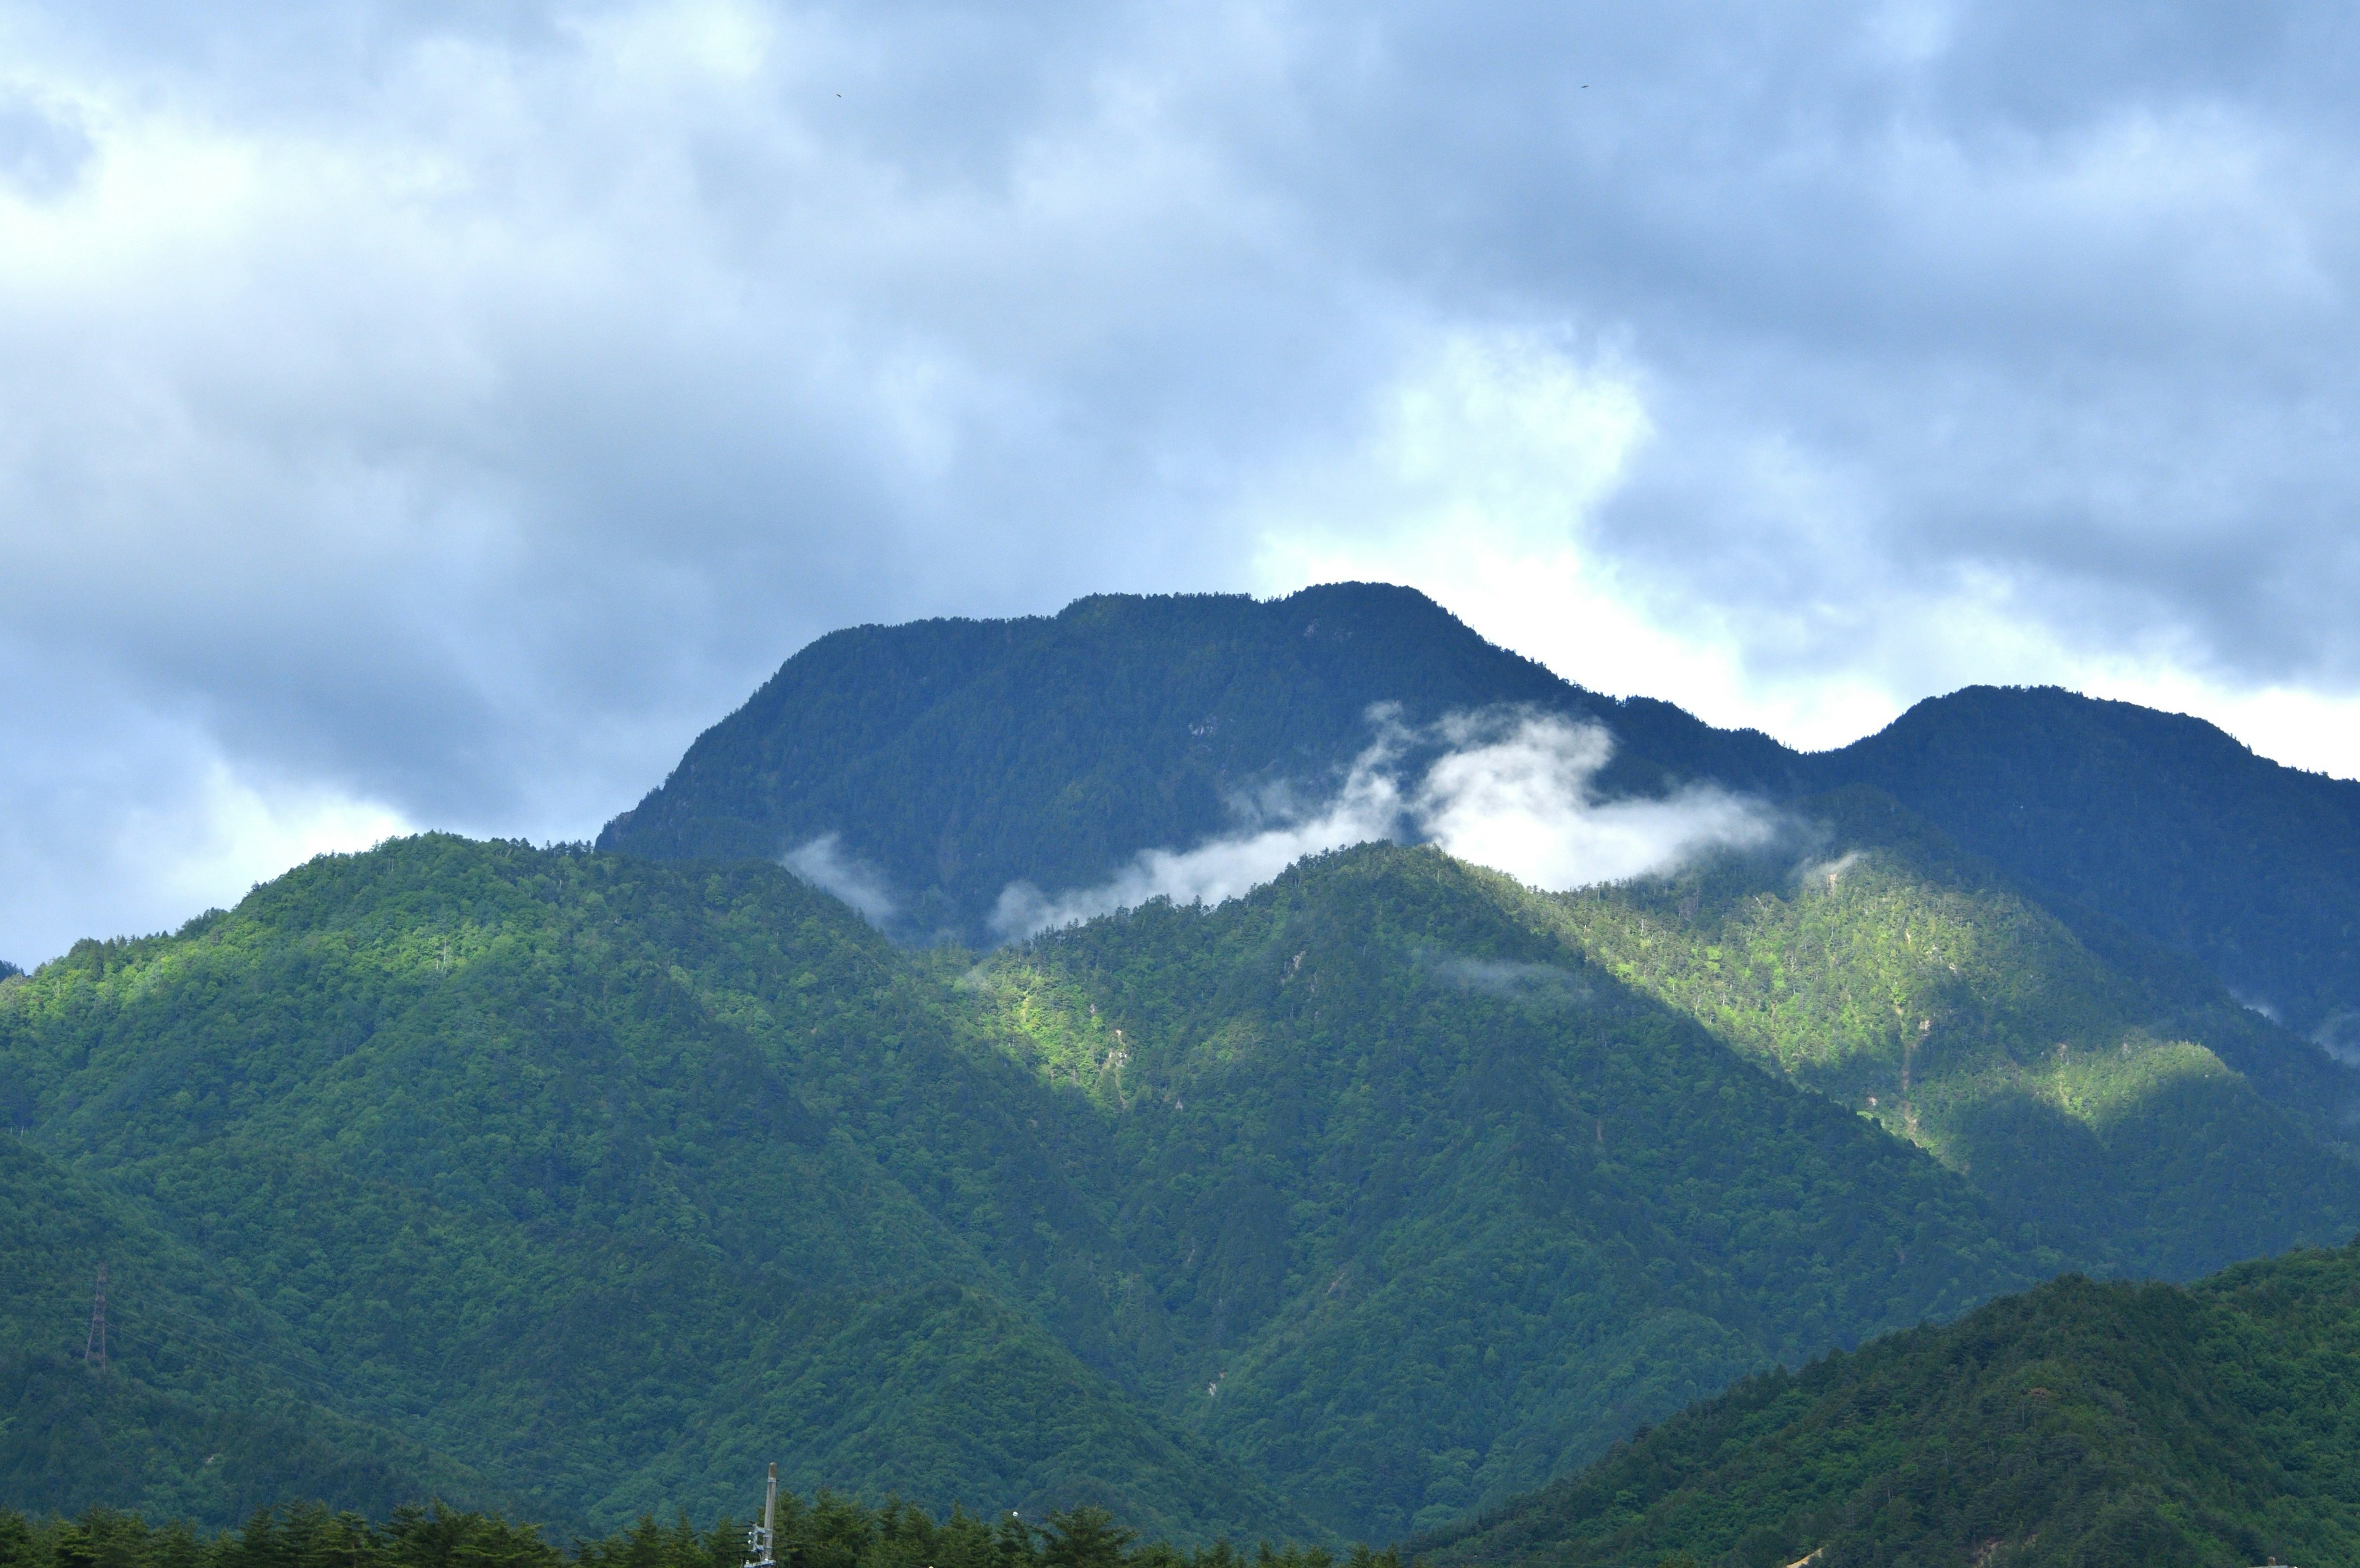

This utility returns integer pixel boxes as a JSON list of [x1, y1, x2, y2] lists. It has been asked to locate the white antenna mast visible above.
[[744, 1464, 778, 1568]]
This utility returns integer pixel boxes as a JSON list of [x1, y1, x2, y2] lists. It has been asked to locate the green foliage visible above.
[[1527, 788, 2360, 1277], [7, 821, 2354, 1547], [1418, 1239, 2360, 1568], [0, 1495, 1383, 1568], [975, 845, 2042, 1539], [1828, 683, 2360, 1038], [0, 838, 1302, 1543]]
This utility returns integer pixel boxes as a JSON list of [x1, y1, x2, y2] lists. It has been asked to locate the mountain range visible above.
[[6, 583, 2358, 1553]]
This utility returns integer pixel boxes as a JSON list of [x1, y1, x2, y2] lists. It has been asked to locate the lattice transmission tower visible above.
[[744, 1464, 777, 1568]]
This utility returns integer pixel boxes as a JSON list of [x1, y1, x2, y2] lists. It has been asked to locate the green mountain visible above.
[[2, 835, 2054, 1542], [0, 1134, 503, 1524], [15, 584, 2360, 1545], [1826, 683, 2360, 1040], [597, 587, 2360, 1043], [594, 585, 1794, 943], [0, 839, 1302, 1542], [1418, 1238, 2360, 1568], [1522, 788, 2360, 1279], [973, 845, 2040, 1538]]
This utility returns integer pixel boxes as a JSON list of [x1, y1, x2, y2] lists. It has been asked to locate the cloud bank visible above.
[[991, 707, 1774, 938]]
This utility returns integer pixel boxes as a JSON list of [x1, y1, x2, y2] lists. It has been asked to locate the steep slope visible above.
[[596, 585, 1794, 940], [975, 845, 2041, 1539], [1527, 789, 2360, 1278], [599, 589, 2360, 1053], [0, 1135, 504, 1526], [0, 839, 1305, 1543], [1418, 1240, 2360, 1568], [1812, 684, 2360, 1040]]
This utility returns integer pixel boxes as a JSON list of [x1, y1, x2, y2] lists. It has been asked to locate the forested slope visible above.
[[1527, 789, 2360, 1278], [0, 840, 1304, 1542], [596, 584, 1794, 941], [1418, 1240, 2360, 1568], [978, 845, 2042, 1536], [598, 587, 2360, 1049], [0, 1136, 501, 1523], [1, 836, 2050, 1543], [1811, 683, 2360, 1038]]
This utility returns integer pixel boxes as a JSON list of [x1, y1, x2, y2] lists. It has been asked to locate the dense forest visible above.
[[602, 585, 2360, 1037], [0, 1495, 1383, 1568], [11, 584, 2360, 1551], [1418, 1239, 2360, 1567]]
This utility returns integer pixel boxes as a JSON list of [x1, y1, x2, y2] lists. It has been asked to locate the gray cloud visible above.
[[6, 0, 2360, 962]]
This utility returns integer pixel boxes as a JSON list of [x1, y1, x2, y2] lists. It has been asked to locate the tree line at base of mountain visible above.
[[0, 1496, 1398, 1568]]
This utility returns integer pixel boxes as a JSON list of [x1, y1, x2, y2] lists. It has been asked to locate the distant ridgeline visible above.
[[6, 582, 2360, 1547], [600, 584, 2360, 1043]]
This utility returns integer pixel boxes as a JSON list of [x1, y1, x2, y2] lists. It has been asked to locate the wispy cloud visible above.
[[783, 833, 899, 927], [992, 705, 1774, 938]]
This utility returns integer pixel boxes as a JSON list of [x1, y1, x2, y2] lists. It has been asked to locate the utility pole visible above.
[[83, 1264, 107, 1372], [744, 1464, 777, 1568]]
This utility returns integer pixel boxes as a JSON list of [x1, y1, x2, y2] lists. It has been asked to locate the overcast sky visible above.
[[6, 0, 2359, 965]]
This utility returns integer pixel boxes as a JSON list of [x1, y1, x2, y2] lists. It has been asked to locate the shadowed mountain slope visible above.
[[1812, 683, 2360, 1040], [596, 585, 1795, 941], [598, 587, 2360, 1049], [0, 1134, 506, 1524], [1417, 1239, 2360, 1568]]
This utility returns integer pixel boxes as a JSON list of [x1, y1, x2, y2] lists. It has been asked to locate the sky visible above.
[[5, 0, 2360, 965]]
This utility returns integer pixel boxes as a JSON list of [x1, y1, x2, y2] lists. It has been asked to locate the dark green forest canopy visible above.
[[594, 584, 1794, 942], [0, 1495, 1379, 1568], [597, 586, 2360, 1038], [1416, 1238, 2360, 1568], [0, 838, 1305, 1543], [0, 835, 2040, 1543], [1519, 788, 2360, 1279], [7, 825, 2356, 1548]]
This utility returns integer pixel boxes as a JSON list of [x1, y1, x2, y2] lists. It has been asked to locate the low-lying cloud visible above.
[[783, 833, 900, 927], [991, 705, 1775, 939]]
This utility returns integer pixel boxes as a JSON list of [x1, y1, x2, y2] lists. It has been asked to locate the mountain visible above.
[[0, 839, 1304, 1541], [0, 1134, 503, 1524], [1417, 1237, 2360, 1568], [6, 835, 2058, 1542], [1820, 683, 2360, 1040], [592, 585, 2360, 1264], [1523, 787, 2360, 1277], [15, 583, 2360, 1543], [594, 585, 1795, 943], [597, 587, 2360, 1049], [973, 844, 2040, 1537]]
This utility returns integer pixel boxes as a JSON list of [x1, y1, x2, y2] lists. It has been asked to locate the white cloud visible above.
[[782, 833, 899, 926], [992, 707, 1774, 938]]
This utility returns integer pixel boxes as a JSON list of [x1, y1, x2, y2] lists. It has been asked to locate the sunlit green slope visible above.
[[1420, 1239, 2360, 1568], [977, 845, 2041, 1539], [0, 839, 1305, 1542], [1525, 790, 2360, 1279]]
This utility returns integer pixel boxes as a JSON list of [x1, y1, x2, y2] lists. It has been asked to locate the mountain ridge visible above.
[[597, 586, 2360, 1046]]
